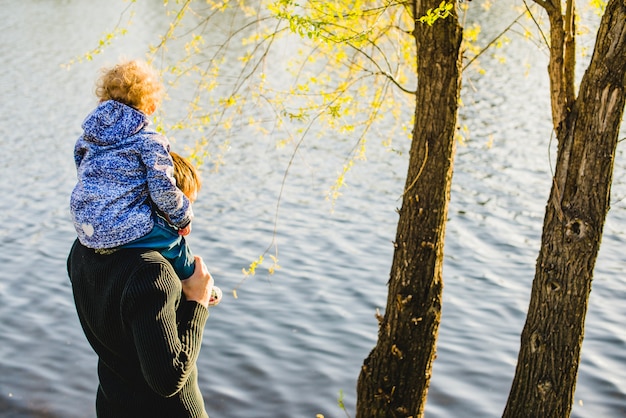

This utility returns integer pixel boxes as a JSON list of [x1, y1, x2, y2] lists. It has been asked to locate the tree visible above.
[[503, 0, 626, 416], [355, 0, 463, 416]]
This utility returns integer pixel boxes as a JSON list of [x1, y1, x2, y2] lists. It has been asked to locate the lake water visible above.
[[0, 1, 624, 417]]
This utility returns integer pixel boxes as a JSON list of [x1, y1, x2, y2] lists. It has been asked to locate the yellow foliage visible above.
[[63, 8, 134, 68], [419, 1, 454, 26], [243, 255, 264, 276], [111, 0, 497, 280], [590, 0, 607, 13], [206, 1, 229, 12], [239, 51, 253, 63], [268, 255, 281, 275]]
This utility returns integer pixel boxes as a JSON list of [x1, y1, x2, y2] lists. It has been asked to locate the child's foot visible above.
[[209, 286, 222, 306]]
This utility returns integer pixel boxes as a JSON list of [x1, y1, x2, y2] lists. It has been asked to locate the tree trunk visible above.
[[355, 1, 463, 416], [503, 0, 626, 416]]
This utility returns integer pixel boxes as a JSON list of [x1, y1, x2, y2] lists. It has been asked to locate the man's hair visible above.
[[171, 152, 201, 200], [95, 60, 164, 114]]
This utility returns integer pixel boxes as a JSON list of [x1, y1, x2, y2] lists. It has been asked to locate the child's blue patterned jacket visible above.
[[70, 100, 192, 249]]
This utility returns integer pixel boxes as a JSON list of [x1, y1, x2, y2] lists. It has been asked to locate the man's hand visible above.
[[181, 256, 213, 308]]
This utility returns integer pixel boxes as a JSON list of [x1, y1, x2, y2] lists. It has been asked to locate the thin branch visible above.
[[153, 0, 193, 51], [524, 0, 550, 48], [463, 8, 528, 71]]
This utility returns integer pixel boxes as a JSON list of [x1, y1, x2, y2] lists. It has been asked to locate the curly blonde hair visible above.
[[95, 60, 164, 114]]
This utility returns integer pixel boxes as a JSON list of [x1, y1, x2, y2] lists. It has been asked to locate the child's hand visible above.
[[178, 224, 191, 236]]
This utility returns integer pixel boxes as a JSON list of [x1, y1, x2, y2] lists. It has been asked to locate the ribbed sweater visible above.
[[67, 240, 209, 417]]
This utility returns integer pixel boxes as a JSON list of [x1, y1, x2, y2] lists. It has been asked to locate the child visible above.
[[70, 59, 220, 304]]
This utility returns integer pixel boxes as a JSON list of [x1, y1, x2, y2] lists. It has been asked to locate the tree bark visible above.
[[356, 1, 463, 416], [503, 0, 626, 416]]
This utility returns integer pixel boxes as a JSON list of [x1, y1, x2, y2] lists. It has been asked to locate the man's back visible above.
[[67, 240, 209, 418]]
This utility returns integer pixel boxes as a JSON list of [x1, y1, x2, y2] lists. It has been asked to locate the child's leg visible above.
[[161, 237, 195, 280], [121, 215, 195, 280]]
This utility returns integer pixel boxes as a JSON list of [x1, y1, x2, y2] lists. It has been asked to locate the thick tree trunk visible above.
[[503, 1, 626, 416], [355, 1, 462, 417]]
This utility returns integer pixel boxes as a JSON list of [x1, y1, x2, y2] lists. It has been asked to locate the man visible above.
[[68, 240, 218, 417]]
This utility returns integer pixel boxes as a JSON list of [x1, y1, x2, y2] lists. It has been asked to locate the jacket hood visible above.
[[81, 100, 149, 146]]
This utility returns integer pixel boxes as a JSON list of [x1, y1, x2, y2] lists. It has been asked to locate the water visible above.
[[0, 1, 624, 417]]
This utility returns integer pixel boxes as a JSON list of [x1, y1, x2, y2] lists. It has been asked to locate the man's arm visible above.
[[123, 259, 209, 397]]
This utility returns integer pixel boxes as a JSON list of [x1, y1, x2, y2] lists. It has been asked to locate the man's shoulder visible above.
[[70, 240, 173, 276]]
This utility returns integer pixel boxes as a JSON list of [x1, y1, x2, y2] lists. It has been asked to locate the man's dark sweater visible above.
[[67, 240, 209, 417]]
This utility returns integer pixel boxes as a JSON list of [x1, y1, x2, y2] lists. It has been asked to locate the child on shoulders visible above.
[[70, 59, 220, 305]]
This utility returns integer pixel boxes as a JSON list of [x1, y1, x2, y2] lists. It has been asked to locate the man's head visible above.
[[171, 152, 202, 203]]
